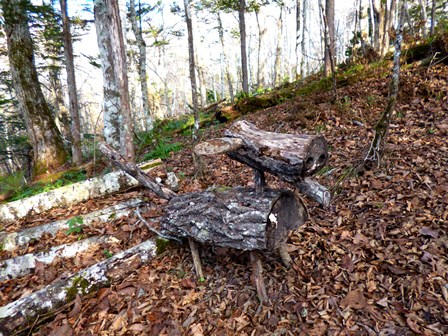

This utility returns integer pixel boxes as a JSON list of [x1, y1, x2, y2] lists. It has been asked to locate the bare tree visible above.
[[239, 0, 249, 93], [129, 0, 152, 131], [300, 0, 308, 78], [2, 0, 68, 175], [94, 0, 135, 162], [364, 3, 405, 168], [183, 0, 203, 176], [60, 0, 83, 166], [430, 0, 436, 35], [323, 0, 335, 77]]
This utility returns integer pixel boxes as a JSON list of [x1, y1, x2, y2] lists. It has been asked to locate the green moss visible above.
[[65, 276, 91, 302], [155, 237, 171, 255]]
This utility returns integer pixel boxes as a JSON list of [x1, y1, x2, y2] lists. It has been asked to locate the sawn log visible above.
[[160, 187, 308, 251]]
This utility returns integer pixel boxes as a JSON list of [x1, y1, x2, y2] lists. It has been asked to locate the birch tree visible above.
[[1, 0, 68, 175], [94, 0, 135, 162]]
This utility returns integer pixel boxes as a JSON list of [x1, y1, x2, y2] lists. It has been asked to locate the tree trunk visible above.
[[183, 0, 203, 177], [2, 0, 68, 175], [239, 0, 249, 93], [324, 0, 335, 77], [273, 4, 284, 86], [295, 0, 301, 78], [161, 188, 308, 251], [372, 0, 385, 56], [430, 0, 436, 35], [60, 0, 83, 166], [300, 0, 308, 78], [217, 12, 234, 102], [94, 0, 135, 162], [418, 0, 427, 38], [364, 3, 404, 167], [129, 0, 152, 130]]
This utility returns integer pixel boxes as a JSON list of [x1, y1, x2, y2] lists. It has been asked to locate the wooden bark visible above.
[[296, 177, 331, 207], [98, 142, 176, 200], [161, 187, 307, 251], [224, 121, 328, 180], [0, 240, 157, 335], [60, 0, 83, 166], [2, 0, 68, 175]]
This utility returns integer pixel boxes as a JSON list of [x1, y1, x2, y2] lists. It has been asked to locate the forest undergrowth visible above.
[[1, 59, 447, 335]]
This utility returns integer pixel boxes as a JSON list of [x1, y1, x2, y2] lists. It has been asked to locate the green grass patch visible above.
[[142, 140, 183, 161], [1, 169, 87, 202]]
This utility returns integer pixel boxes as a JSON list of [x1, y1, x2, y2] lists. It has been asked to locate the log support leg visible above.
[[250, 251, 268, 304], [278, 241, 292, 269], [253, 169, 266, 193], [188, 238, 204, 280]]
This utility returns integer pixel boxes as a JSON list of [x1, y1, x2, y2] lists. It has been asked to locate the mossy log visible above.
[[160, 187, 308, 251], [0, 240, 157, 336]]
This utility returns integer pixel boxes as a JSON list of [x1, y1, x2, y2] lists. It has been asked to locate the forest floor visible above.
[[1, 61, 448, 335]]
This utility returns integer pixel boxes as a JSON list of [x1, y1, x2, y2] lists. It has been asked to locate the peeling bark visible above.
[[0, 240, 157, 335], [0, 236, 116, 281], [0, 159, 160, 222], [0, 199, 144, 251]]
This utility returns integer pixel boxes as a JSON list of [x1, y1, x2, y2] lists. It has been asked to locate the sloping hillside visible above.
[[1, 57, 447, 335]]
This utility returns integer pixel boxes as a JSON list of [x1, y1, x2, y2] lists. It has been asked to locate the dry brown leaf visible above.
[[340, 290, 368, 310]]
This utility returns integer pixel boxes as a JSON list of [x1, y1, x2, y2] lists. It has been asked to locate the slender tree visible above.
[[323, 0, 335, 77], [1, 0, 68, 175], [129, 0, 152, 130], [430, 0, 436, 35], [94, 0, 135, 162], [60, 0, 83, 166], [239, 0, 249, 93], [183, 0, 204, 176], [364, 3, 405, 167], [273, 1, 284, 86], [300, 0, 308, 78]]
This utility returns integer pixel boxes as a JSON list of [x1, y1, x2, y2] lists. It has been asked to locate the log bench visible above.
[[99, 121, 330, 303]]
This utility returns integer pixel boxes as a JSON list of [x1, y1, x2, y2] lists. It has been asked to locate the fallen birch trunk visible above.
[[0, 236, 118, 282], [0, 239, 157, 335], [0, 199, 144, 251], [0, 160, 161, 223], [296, 178, 331, 208]]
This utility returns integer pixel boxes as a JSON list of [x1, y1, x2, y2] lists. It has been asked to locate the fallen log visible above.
[[160, 187, 308, 251], [0, 199, 144, 252], [225, 121, 328, 179], [195, 120, 328, 181], [98, 142, 176, 200], [0, 239, 157, 335]]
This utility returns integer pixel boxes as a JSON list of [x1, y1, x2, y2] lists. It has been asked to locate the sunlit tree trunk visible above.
[[217, 12, 234, 102], [273, 3, 284, 86], [295, 0, 301, 78], [183, 0, 203, 177], [129, 0, 152, 131], [300, 0, 308, 78], [323, 0, 335, 77], [60, 0, 83, 166], [430, 0, 436, 35], [239, 0, 249, 93], [2, 0, 68, 175], [94, 0, 135, 162], [418, 0, 427, 37]]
